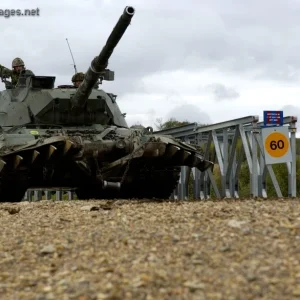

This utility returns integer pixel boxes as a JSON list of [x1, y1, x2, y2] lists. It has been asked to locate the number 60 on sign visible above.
[[261, 126, 292, 165]]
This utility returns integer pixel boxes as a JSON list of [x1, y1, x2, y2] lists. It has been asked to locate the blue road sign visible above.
[[263, 110, 283, 127]]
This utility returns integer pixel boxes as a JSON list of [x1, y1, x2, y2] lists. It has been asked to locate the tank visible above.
[[0, 6, 213, 202]]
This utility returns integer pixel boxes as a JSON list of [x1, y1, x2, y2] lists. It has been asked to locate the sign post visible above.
[[263, 110, 283, 127], [261, 110, 292, 164], [261, 126, 292, 165]]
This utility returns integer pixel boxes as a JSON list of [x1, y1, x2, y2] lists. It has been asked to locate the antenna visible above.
[[66, 38, 77, 74]]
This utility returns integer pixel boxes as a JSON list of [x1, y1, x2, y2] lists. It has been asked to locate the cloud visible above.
[[205, 83, 240, 101], [282, 105, 300, 117], [125, 108, 157, 128], [2, 0, 300, 86], [0, 0, 300, 129], [281, 105, 300, 132], [166, 104, 212, 125]]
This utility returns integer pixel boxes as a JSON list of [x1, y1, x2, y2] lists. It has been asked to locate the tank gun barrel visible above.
[[71, 6, 135, 108]]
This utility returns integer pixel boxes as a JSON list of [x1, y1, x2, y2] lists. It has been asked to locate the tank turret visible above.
[[71, 6, 135, 109]]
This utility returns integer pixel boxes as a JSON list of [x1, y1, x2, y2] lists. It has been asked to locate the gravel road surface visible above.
[[0, 199, 300, 300]]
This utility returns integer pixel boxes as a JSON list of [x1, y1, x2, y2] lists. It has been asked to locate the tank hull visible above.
[[0, 126, 212, 201]]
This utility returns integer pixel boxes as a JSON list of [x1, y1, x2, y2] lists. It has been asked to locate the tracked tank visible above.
[[0, 6, 213, 202]]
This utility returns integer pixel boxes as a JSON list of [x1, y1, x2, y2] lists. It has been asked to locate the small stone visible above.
[[40, 245, 55, 255], [80, 205, 100, 211], [220, 244, 231, 252], [97, 293, 109, 299], [246, 274, 257, 282], [58, 279, 69, 286], [192, 233, 202, 240], [192, 259, 203, 265], [7, 207, 20, 214], [36, 296, 47, 300], [46, 294, 55, 300], [43, 286, 52, 292], [241, 227, 251, 235], [228, 219, 247, 229], [99, 204, 113, 210], [293, 287, 300, 296], [183, 281, 205, 291]]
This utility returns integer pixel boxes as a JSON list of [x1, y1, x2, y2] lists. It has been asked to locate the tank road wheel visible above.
[[0, 169, 29, 202], [120, 165, 181, 199], [75, 165, 181, 200], [75, 186, 99, 200]]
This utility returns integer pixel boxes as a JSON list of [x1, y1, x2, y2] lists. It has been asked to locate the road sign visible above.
[[263, 110, 283, 126], [261, 126, 292, 164]]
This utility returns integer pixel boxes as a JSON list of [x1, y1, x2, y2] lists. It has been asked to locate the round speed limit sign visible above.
[[264, 131, 289, 158]]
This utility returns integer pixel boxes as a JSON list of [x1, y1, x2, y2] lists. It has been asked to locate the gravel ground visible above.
[[1, 199, 300, 300]]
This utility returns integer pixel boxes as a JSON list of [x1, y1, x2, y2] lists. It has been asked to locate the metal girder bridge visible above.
[[155, 115, 298, 200]]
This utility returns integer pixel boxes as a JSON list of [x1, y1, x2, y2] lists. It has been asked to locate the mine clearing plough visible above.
[[0, 134, 211, 202]]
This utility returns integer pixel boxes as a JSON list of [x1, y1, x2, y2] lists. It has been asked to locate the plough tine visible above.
[[47, 145, 57, 159], [64, 140, 74, 154], [32, 150, 40, 163], [14, 155, 23, 169]]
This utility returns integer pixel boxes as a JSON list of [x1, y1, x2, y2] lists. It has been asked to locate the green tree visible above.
[[155, 117, 191, 131]]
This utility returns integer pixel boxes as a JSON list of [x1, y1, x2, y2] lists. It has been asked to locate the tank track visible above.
[[75, 162, 181, 200], [0, 136, 211, 202], [0, 139, 78, 202], [121, 162, 181, 199], [73, 140, 207, 200]]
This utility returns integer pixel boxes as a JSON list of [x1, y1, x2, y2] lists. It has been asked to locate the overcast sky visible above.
[[1, 0, 300, 130]]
